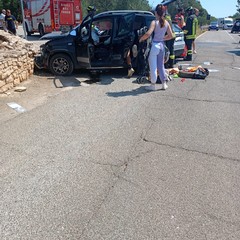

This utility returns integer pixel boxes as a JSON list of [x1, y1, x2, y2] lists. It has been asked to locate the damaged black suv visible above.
[[35, 10, 155, 76]]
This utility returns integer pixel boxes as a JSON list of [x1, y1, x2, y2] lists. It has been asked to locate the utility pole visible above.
[[19, 0, 27, 39]]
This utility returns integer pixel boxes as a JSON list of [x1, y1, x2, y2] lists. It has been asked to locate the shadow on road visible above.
[[227, 50, 240, 56], [52, 76, 81, 88], [106, 86, 154, 98], [33, 68, 120, 88]]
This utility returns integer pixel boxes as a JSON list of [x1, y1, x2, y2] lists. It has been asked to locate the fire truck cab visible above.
[[23, 0, 82, 36]]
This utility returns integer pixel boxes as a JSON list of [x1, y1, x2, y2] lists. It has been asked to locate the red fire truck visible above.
[[23, 0, 83, 36]]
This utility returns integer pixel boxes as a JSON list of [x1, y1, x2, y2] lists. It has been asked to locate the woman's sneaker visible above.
[[162, 82, 168, 90], [127, 68, 135, 78]]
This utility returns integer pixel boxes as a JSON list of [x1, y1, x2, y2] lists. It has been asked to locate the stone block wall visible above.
[[0, 30, 39, 93]]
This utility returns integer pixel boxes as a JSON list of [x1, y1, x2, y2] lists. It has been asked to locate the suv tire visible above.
[[49, 54, 74, 76]]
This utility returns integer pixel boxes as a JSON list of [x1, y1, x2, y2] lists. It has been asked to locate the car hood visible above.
[[40, 32, 69, 40]]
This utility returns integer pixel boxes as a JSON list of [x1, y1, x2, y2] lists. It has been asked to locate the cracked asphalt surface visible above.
[[0, 30, 240, 239]]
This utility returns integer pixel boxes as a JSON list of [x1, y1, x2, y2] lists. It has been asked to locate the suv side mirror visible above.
[[70, 29, 77, 36]]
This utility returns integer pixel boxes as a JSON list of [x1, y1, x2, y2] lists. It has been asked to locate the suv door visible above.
[[76, 13, 135, 69], [76, 16, 92, 68], [88, 17, 113, 68], [110, 13, 135, 67]]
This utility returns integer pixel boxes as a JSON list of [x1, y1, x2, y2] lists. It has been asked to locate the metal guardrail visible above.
[[200, 25, 209, 30]]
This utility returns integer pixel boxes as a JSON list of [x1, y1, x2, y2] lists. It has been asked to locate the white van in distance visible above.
[[217, 17, 233, 30]]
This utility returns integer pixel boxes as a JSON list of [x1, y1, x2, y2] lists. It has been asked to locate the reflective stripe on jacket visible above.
[[184, 14, 198, 39]]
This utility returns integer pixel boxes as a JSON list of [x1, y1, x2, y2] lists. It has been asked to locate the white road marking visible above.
[[225, 30, 239, 43], [196, 30, 208, 39], [7, 102, 27, 113], [233, 67, 240, 70]]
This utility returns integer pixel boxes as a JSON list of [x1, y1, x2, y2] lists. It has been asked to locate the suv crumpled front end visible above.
[[35, 44, 49, 69], [34, 33, 77, 75]]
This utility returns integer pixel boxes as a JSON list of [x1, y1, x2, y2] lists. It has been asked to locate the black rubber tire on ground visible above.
[[136, 76, 147, 84], [38, 23, 45, 37], [49, 54, 74, 76]]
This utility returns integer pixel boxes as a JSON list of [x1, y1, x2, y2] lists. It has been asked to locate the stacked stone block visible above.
[[0, 30, 39, 93]]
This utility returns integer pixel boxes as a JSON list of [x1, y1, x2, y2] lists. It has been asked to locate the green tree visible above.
[[237, 0, 240, 13], [167, 0, 209, 26], [1, 0, 219, 27], [0, 0, 21, 21], [82, 0, 150, 16]]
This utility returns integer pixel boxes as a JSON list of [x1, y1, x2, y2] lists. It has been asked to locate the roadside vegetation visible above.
[[81, 0, 240, 26], [0, 0, 240, 30]]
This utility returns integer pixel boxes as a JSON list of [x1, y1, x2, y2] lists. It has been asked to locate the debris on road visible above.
[[7, 102, 27, 113], [14, 86, 27, 92]]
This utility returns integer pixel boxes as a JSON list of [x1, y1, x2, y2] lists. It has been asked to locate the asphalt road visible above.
[[0, 29, 240, 239]]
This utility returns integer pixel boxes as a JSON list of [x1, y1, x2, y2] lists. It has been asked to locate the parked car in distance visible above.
[[231, 19, 240, 33], [217, 17, 233, 30], [208, 22, 219, 31], [35, 10, 185, 76]]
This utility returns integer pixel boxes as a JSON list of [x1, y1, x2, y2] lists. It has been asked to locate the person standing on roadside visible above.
[[87, 5, 96, 17], [175, 8, 185, 29], [5, 9, 18, 35], [165, 11, 176, 69], [0, 9, 6, 30], [192, 8, 199, 54], [139, 4, 173, 91], [126, 21, 143, 78], [182, 7, 198, 61]]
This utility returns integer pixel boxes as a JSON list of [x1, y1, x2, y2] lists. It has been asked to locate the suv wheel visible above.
[[49, 54, 74, 76]]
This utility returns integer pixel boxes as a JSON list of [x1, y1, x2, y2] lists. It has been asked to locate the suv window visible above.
[[134, 16, 145, 30], [117, 14, 134, 36], [91, 18, 113, 45], [146, 18, 154, 28]]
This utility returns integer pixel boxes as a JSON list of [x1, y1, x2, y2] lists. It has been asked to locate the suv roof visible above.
[[95, 10, 154, 18]]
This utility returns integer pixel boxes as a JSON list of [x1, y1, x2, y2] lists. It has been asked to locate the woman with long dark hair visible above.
[[139, 4, 173, 91]]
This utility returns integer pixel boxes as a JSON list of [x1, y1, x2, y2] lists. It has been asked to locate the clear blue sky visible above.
[[148, 0, 237, 18]]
